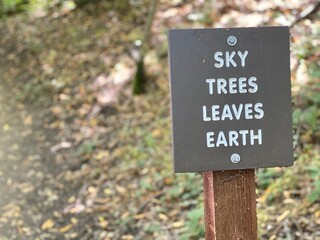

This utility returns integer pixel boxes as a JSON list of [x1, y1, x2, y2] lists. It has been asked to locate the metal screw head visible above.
[[230, 153, 241, 163], [227, 36, 237, 46]]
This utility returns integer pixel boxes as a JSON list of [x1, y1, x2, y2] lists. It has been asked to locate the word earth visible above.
[[206, 129, 262, 147]]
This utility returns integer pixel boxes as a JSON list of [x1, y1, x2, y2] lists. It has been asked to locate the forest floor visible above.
[[0, 0, 319, 239]]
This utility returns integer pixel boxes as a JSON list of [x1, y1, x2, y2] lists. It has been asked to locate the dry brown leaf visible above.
[[23, 115, 33, 126]]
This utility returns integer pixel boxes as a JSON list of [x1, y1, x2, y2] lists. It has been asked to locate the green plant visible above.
[[1, 0, 28, 16], [303, 105, 318, 131], [78, 139, 96, 155], [308, 180, 320, 203], [257, 168, 282, 190], [180, 208, 205, 240], [306, 164, 320, 203]]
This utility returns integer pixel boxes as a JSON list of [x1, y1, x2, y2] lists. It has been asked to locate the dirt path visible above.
[[0, 77, 76, 239], [0, 8, 139, 238], [0, 10, 126, 238]]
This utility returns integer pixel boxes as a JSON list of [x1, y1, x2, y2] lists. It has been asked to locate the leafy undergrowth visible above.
[[0, 0, 319, 239]]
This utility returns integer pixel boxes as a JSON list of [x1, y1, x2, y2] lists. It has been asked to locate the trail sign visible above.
[[168, 26, 293, 173]]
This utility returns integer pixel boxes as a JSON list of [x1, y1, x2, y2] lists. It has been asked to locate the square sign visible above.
[[168, 26, 293, 173]]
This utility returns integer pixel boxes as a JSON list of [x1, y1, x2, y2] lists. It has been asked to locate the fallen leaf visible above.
[[41, 219, 55, 230], [23, 115, 33, 125], [277, 210, 290, 222], [98, 216, 108, 228], [59, 224, 73, 233], [115, 185, 126, 194], [172, 221, 184, 228], [121, 235, 134, 240], [3, 124, 10, 131]]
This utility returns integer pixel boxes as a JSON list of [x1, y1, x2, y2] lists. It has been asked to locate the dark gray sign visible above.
[[168, 26, 293, 173]]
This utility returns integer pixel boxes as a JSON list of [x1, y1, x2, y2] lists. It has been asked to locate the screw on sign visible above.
[[230, 153, 240, 163], [168, 27, 293, 239], [227, 35, 237, 46]]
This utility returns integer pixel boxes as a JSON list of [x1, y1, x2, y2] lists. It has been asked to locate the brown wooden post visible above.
[[203, 169, 257, 240]]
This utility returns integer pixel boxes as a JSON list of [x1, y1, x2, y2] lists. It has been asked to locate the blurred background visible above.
[[0, 0, 319, 239]]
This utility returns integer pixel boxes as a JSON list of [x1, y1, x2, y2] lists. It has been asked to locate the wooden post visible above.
[[203, 170, 257, 240]]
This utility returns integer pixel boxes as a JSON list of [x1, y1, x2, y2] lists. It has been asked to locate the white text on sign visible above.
[[203, 50, 264, 148]]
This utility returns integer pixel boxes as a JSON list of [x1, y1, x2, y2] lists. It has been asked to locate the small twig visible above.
[[272, 222, 283, 237], [290, 217, 304, 240], [283, 219, 294, 240], [291, 2, 320, 27], [136, 191, 164, 214], [141, 0, 158, 57], [116, 191, 164, 239]]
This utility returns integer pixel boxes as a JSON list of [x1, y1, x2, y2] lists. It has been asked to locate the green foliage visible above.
[[292, 66, 320, 142], [165, 173, 202, 201], [0, 0, 4, 16], [292, 26, 319, 61], [180, 173, 202, 200], [133, 58, 146, 95], [78, 139, 96, 155], [180, 208, 205, 240], [21, 79, 55, 105], [293, 92, 320, 147], [257, 149, 320, 207], [308, 181, 320, 203], [112, 0, 130, 12], [0, 0, 90, 18], [73, 0, 95, 7], [144, 223, 161, 234], [306, 163, 320, 203], [1, 0, 28, 17], [292, 108, 302, 127], [308, 62, 320, 80], [257, 168, 282, 190], [303, 105, 318, 131]]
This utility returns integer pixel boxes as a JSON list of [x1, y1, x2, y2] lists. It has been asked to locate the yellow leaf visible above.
[[172, 221, 184, 228], [315, 210, 320, 218], [3, 124, 10, 131], [121, 235, 134, 240], [88, 186, 97, 193], [59, 224, 73, 233], [90, 118, 97, 126], [23, 115, 33, 126], [134, 213, 145, 220], [95, 151, 110, 160], [68, 196, 76, 203], [151, 129, 163, 138], [71, 217, 78, 224], [41, 219, 55, 230], [277, 210, 290, 222], [158, 213, 168, 221], [104, 188, 113, 195], [115, 185, 126, 194], [98, 216, 108, 228]]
